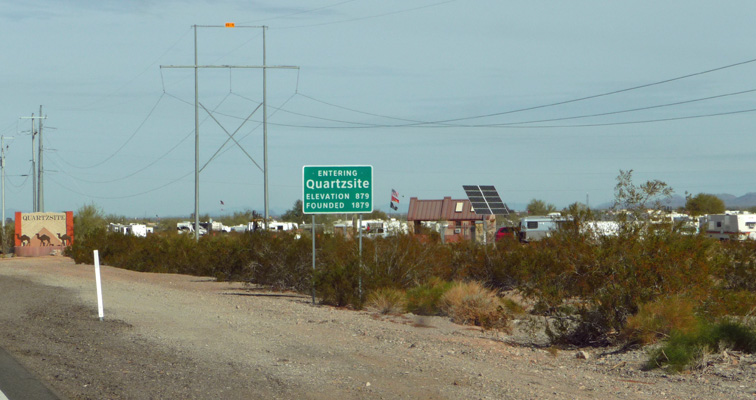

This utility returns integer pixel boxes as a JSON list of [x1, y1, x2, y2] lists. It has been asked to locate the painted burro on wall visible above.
[[14, 212, 74, 257]]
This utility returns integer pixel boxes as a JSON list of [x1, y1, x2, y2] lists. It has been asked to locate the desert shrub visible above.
[[314, 261, 361, 308], [439, 281, 511, 331], [67, 210, 756, 348], [73, 203, 107, 242], [1, 223, 14, 254], [501, 297, 526, 315], [311, 233, 362, 307], [645, 321, 756, 372], [405, 278, 453, 315], [718, 240, 756, 291], [246, 231, 312, 291], [363, 235, 451, 289], [623, 295, 700, 345], [365, 287, 406, 314], [508, 218, 721, 346]]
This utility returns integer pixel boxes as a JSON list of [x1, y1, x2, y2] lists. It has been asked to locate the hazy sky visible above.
[[3, 0, 756, 218]]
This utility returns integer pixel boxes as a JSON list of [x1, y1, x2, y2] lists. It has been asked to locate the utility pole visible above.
[[19, 113, 44, 212], [31, 114, 36, 212], [37, 105, 45, 212], [161, 24, 298, 241], [1, 136, 14, 229], [262, 26, 269, 231]]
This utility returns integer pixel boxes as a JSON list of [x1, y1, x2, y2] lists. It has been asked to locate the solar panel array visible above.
[[462, 185, 511, 215]]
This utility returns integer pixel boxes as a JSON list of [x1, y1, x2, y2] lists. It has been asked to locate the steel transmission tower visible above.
[[162, 24, 299, 241]]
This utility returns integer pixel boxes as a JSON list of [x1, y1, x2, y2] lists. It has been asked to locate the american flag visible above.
[[391, 189, 399, 204]]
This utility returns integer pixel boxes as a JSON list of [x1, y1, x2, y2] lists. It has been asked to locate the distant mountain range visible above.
[[598, 193, 756, 210], [712, 193, 756, 208]]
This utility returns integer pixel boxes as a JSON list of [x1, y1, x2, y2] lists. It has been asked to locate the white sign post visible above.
[[93, 250, 104, 321]]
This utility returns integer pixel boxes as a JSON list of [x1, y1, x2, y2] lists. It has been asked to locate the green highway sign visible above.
[[302, 165, 373, 214]]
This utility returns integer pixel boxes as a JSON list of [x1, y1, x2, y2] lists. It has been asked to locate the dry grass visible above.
[[623, 295, 700, 345], [439, 281, 511, 332], [365, 287, 406, 315]]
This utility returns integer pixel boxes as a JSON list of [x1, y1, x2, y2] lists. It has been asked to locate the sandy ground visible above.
[[0, 256, 755, 400]]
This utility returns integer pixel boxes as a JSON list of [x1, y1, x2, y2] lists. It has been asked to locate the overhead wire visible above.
[[55, 93, 167, 170], [62, 27, 192, 111], [38, 26, 756, 204], [490, 107, 756, 129], [231, 92, 394, 126], [483, 88, 756, 127], [49, 170, 193, 200], [208, 92, 298, 165], [407, 57, 756, 126], [51, 92, 234, 185], [167, 84, 756, 130], [240, 0, 361, 24], [250, 57, 756, 129], [5, 165, 32, 189], [276, 0, 461, 30]]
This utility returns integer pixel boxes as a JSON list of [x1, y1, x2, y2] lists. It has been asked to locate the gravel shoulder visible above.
[[0, 256, 754, 399]]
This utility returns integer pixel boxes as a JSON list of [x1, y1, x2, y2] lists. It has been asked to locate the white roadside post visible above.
[[93, 250, 105, 321]]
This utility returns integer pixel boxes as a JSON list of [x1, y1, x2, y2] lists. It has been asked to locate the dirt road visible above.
[[0, 256, 754, 399]]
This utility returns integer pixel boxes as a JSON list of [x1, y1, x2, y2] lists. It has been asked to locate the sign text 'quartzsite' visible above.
[[302, 165, 373, 214]]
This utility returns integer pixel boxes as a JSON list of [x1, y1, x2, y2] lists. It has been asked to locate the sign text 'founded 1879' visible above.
[[302, 165, 373, 214]]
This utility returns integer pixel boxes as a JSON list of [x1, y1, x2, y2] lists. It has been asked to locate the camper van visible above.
[[518, 214, 569, 242], [702, 212, 756, 240]]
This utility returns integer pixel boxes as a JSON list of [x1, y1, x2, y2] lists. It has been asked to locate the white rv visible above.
[[176, 221, 207, 236], [268, 221, 298, 231], [109, 223, 153, 237], [701, 212, 756, 240], [518, 214, 569, 242]]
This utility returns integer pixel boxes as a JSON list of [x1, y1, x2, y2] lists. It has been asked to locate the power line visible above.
[[167, 86, 756, 130], [231, 92, 400, 126], [494, 107, 756, 129], [51, 92, 235, 184], [295, 92, 425, 123], [209, 92, 298, 164], [261, 57, 756, 129], [240, 0, 361, 24], [410, 57, 756, 126], [276, 0, 461, 30], [49, 171, 193, 200], [59, 93, 167, 169], [468, 88, 756, 127], [60, 28, 192, 111]]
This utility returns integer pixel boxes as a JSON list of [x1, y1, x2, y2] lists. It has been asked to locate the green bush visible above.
[[623, 295, 700, 345], [405, 278, 453, 315], [314, 261, 361, 308], [1, 223, 14, 254], [505, 219, 723, 346], [65, 211, 756, 348], [645, 321, 756, 372]]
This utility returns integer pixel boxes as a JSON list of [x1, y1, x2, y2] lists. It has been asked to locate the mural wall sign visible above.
[[14, 211, 74, 257]]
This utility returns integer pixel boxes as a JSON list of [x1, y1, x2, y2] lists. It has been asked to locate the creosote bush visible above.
[[405, 278, 453, 316], [645, 321, 756, 372], [68, 212, 756, 347], [439, 281, 511, 332]]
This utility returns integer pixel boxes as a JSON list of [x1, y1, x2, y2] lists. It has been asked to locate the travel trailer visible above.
[[701, 212, 756, 241], [518, 214, 569, 242], [109, 223, 153, 238]]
